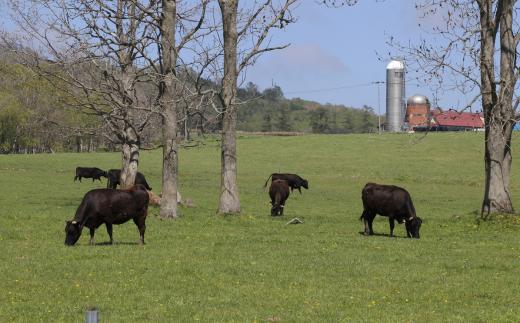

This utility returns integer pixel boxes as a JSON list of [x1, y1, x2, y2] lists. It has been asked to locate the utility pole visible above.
[[373, 81, 385, 135]]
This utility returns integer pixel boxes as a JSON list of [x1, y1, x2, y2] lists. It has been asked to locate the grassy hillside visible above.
[[1, 133, 520, 321]]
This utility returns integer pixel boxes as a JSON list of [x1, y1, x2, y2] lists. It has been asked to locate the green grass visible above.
[[1, 132, 520, 322]]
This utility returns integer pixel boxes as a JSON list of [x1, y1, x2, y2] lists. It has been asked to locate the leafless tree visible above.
[[156, 0, 209, 219], [216, 0, 298, 214], [391, 0, 519, 216], [6, 0, 211, 213], [6, 0, 159, 188]]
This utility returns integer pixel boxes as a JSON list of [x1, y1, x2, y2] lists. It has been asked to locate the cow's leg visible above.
[[362, 210, 371, 235], [79, 177, 82, 182], [298, 187, 302, 194], [366, 212, 375, 235], [89, 228, 95, 245], [105, 223, 113, 244], [133, 217, 146, 245], [280, 204, 284, 216], [389, 218, 395, 237]]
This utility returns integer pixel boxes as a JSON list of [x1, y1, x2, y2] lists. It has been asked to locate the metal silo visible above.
[[386, 59, 406, 132]]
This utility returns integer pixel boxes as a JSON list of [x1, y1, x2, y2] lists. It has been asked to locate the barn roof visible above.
[[431, 109, 484, 128]]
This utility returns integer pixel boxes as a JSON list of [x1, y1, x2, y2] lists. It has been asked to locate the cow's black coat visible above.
[[360, 182, 422, 238], [264, 173, 308, 194], [64, 184, 150, 245], [74, 167, 107, 182], [269, 179, 290, 216], [106, 169, 152, 190]]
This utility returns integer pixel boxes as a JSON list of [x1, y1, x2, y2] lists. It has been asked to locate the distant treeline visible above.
[[0, 50, 380, 154], [237, 83, 380, 134]]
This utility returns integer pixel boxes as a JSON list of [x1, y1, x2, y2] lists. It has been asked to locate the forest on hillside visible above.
[[0, 47, 380, 154]]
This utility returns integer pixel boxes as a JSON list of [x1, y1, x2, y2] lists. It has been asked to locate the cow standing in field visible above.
[[264, 173, 308, 194], [64, 184, 150, 246], [106, 169, 152, 191], [74, 167, 107, 182], [360, 182, 422, 238], [269, 179, 290, 216]]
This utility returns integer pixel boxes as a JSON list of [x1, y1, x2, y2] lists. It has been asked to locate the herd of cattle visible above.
[[65, 167, 422, 246]]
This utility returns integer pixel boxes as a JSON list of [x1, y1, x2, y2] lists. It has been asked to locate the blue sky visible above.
[[243, 1, 471, 113], [0, 0, 477, 114]]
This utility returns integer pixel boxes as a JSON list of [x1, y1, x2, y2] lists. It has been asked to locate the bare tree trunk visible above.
[[116, 0, 140, 190], [75, 136, 80, 153], [218, 0, 240, 214], [120, 125, 139, 189], [483, 122, 514, 214], [184, 114, 190, 141], [480, 0, 515, 215], [159, 0, 179, 219]]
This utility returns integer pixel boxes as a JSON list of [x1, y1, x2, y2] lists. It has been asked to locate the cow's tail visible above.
[[263, 174, 274, 189], [359, 209, 368, 221]]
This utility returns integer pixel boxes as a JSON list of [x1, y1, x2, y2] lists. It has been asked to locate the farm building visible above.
[[414, 108, 484, 131], [405, 95, 431, 129]]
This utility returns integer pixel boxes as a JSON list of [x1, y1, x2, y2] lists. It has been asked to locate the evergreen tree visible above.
[[278, 106, 291, 131], [262, 111, 272, 132], [342, 112, 354, 133], [310, 108, 330, 133], [362, 105, 375, 133]]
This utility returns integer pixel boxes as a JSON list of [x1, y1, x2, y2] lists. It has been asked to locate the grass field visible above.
[[1, 132, 520, 322]]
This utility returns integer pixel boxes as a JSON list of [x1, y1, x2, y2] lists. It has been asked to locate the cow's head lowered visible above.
[[64, 220, 82, 246], [271, 203, 284, 216], [405, 217, 422, 239]]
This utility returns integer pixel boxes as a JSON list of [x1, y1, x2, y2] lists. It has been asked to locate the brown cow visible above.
[[269, 179, 290, 216], [360, 183, 422, 238], [264, 173, 308, 194], [106, 169, 152, 190], [74, 167, 107, 182], [65, 184, 149, 245]]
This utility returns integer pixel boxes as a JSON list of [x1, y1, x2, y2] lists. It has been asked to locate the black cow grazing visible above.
[[269, 179, 290, 216], [74, 167, 107, 182], [360, 182, 422, 239], [106, 169, 152, 191], [64, 184, 150, 246], [264, 173, 308, 194]]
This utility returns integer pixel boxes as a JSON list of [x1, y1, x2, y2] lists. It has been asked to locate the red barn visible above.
[[428, 108, 484, 131]]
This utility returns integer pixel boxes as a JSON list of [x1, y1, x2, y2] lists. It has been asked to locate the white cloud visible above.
[[243, 43, 349, 94]]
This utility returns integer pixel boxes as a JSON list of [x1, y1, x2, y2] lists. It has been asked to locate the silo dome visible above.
[[386, 60, 405, 70], [407, 94, 429, 105], [406, 94, 431, 130]]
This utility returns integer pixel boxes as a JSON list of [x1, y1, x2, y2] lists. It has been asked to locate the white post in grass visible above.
[[85, 308, 98, 323]]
